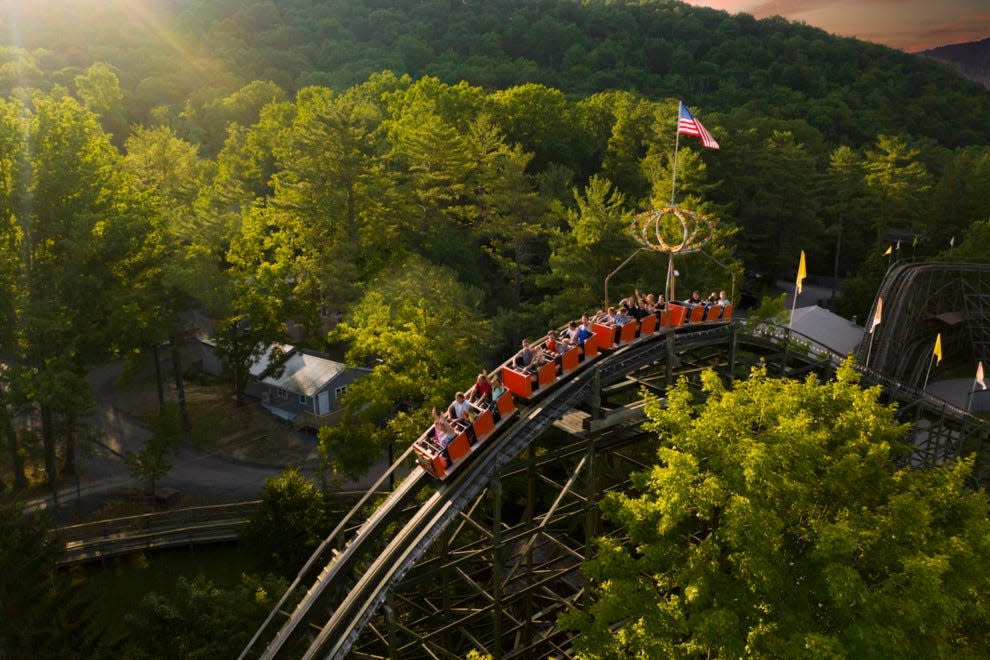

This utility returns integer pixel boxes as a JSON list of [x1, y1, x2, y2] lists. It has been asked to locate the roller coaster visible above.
[[240, 308, 738, 659], [412, 302, 728, 481], [235, 262, 990, 658], [858, 261, 990, 388]]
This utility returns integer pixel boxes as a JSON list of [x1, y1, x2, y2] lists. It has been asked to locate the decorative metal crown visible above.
[[630, 207, 714, 255]]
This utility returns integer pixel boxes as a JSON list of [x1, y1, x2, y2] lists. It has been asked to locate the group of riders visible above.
[[429, 287, 731, 451]]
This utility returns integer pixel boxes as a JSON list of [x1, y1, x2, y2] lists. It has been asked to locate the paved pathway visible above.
[[23, 360, 387, 523], [925, 377, 989, 413]]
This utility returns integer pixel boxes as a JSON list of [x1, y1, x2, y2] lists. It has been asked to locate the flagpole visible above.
[[923, 353, 935, 393], [670, 102, 682, 207], [924, 334, 944, 393], [789, 284, 799, 331], [665, 253, 675, 306], [790, 251, 805, 331], [969, 361, 986, 412], [786, 252, 805, 375], [866, 297, 883, 369]]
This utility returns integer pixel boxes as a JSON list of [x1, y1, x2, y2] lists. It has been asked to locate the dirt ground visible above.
[[90, 359, 319, 464], [175, 382, 320, 466]]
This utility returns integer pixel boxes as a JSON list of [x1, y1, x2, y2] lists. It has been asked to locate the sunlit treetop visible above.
[[566, 360, 990, 658]]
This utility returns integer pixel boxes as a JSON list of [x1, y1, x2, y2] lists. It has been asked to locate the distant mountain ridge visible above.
[[919, 37, 990, 88]]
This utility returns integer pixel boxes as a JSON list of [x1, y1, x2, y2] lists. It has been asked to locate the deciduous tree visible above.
[[567, 362, 990, 658], [319, 256, 491, 479], [12, 93, 154, 494], [127, 572, 289, 659], [242, 467, 329, 575]]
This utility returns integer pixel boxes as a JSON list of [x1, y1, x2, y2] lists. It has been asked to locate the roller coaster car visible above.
[[593, 319, 638, 348], [666, 303, 689, 326], [413, 307, 734, 480], [413, 392, 517, 480], [501, 332, 601, 400]]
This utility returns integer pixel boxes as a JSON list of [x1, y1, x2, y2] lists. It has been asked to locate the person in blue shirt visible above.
[[577, 316, 594, 345]]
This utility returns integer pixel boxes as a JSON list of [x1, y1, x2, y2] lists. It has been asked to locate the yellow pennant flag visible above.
[[883, 244, 893, 256], [870, 297, 883, 334], [796, 250, 806, 294], [934, 333, 943, 365], [977, 361, 987, 391]]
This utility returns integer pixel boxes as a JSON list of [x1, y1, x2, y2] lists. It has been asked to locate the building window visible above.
[[277, 388, 288, 400], [299, 394, 308, 405], [334, 385, 348, 399]]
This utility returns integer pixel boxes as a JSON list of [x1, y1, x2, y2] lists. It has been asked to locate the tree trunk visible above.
[[832, 217, 842, 302], [2, 407, 27, 490], [170, 339, 192, 434], [153, 343, 165, 410], [61, 411, 76, 476], [235, 358, 245, 408], [41, 403, 58, 507], [346, 182, 358, 246]]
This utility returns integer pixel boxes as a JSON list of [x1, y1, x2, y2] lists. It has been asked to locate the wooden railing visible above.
[[54, 491, 384, 565], [55, 500, 260, 565]]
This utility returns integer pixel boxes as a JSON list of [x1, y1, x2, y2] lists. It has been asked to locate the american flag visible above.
[[677, 101, 720, 149]]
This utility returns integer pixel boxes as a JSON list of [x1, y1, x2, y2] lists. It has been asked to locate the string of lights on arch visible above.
[[630, 206, 714, 255]]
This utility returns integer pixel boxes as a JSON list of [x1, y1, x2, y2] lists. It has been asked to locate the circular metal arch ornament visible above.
[[630, 206, 714, 255]]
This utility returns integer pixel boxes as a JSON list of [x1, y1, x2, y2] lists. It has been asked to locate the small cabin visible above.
[[245, 346, 369, 429]]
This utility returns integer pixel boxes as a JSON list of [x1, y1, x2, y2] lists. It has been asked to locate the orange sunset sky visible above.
[[682, 0, 990, 52]]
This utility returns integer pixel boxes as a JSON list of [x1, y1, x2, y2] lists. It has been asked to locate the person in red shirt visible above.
[[470, 371, 493, 405], [544, 330, 558, 354]]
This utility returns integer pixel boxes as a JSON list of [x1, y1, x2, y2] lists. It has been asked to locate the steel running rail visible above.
[[312, 366, 602, 658], [243, 444, 427, 660]]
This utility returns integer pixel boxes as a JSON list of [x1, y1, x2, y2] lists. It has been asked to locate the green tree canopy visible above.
[[540, 175, 634, 318], [127, 572, 289, 659], [566, 362, 990, 658], [242, 467, 329, 575], [319, 255, 491, 479], [10, 92, 155, 485], [0, 501, 118, 655], [863, 134, 932, 241]]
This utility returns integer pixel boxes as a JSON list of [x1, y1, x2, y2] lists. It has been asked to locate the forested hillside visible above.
[[921, 37, 990, 89], [2, 0, 989, 150], [1, 0, 990, 499]]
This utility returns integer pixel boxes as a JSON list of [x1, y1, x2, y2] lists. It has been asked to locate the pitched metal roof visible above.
[[790, 305, 865, 356], [250, 346, 349, 396]]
